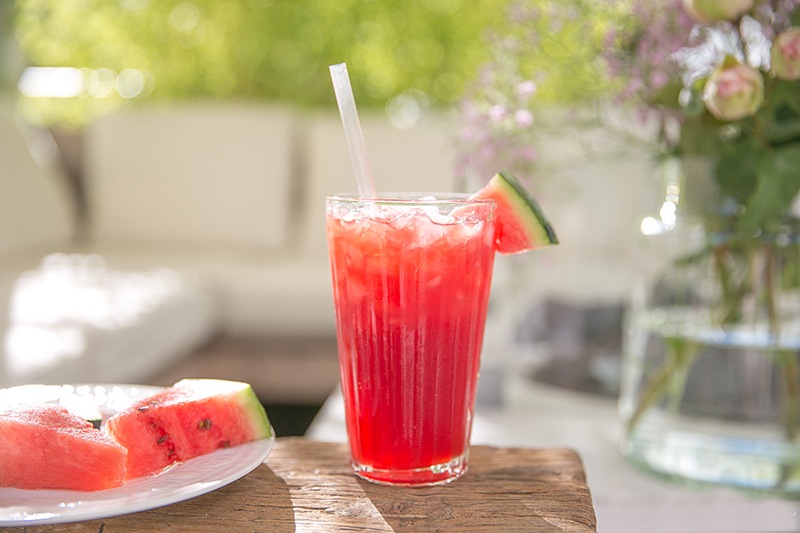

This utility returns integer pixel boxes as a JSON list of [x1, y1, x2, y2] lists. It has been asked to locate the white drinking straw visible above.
[[329, 63, 377, 199]]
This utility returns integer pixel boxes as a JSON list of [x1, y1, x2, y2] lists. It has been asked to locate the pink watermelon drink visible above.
[[326, 195, 497, 486], [327, 64, 556, 485]]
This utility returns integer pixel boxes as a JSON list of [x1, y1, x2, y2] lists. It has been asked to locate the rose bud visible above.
[[771, 28, 800, 81], [702, 57, 764, 121], [682, 0, 753, 23]]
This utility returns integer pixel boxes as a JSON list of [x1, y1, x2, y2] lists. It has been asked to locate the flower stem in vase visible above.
[[626, 336, 699, 436], [778, 350, 800, 443], [714, 243, 752, 326], [776, 349, 800, 489]]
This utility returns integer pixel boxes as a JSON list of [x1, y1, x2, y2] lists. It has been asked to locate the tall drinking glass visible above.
[[326, 194, 497, 486]]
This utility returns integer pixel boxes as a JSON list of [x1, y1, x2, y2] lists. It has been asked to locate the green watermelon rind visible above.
[[232, 382, 274, 440], [497, 170, 558, 247], [483, 170, 558, 253], [106, 378, 274, 479], [173, 378, 274, 440]]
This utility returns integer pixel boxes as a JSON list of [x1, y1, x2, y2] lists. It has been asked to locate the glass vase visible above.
[[619, 159, 800, 495]]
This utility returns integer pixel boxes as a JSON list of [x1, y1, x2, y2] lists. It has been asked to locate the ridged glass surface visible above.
[[327, 196, 496, 485]]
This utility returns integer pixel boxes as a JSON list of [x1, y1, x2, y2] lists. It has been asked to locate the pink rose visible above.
[[771, 28, 800, 81], [702, 57, 764, 121], [682, 0, 753, 23]]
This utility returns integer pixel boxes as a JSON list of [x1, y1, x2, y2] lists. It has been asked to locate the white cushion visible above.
[[0, 99, 75, 257], [0, 253, 217, 388], [71, 241, 336, 337], [84, 103, 294, 250]]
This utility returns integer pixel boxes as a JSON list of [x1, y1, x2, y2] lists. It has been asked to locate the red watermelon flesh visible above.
[[471, 170, 558, 255], [0, 404, 127, 491], [105, 379, 272, 479]]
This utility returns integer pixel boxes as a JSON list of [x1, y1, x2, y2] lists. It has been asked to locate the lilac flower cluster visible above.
[[603, 0, 800, 241], [456, 0, 800, 222], [606, 0, 800, 148], [455, 75, 539, 190], [454, 0, 612, 189], [604, 1, 695, 103]]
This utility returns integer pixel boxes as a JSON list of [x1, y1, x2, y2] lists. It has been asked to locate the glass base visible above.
[[351, 453, 468, 487], [622, 425, 800, 496]]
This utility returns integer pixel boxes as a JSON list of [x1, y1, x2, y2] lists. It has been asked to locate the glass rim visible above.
[[326, 192, 495, 206]]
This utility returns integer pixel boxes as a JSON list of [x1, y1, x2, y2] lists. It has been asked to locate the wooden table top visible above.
[[10, 437, 597, 532]]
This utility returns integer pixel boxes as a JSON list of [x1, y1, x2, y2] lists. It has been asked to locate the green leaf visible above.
[[677, 120, 724, 156], [648, 79, 683, 109], [769, 118, 800, 145], [716, 137, 759, 204], [739, 146, 800, 233]]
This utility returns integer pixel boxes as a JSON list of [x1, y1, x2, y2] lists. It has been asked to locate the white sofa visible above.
[[79, 102, 461, 336], [0, 99, 219, 388], [0, 99, 460, 388], [0, 97, 655, 390]]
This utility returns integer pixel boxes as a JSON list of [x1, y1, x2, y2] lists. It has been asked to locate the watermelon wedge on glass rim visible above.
[[471, 170, 558, 255]]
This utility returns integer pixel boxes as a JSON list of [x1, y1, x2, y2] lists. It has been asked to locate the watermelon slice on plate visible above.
[[471, 170, 559, 255], [0, 383, 274, 526], [106, 378, 273, 479], [0, 404, 127, 491]]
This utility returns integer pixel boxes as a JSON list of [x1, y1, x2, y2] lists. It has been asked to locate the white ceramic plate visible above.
[[0, 384, 275, 526]]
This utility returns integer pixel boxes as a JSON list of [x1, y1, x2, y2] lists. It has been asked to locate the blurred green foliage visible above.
[[12, 0, 511, 128], [1, 2, 16, 91], [454, 0, 627, 184], [466, 0, 626, 109], [506, 0, 625, 103]]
